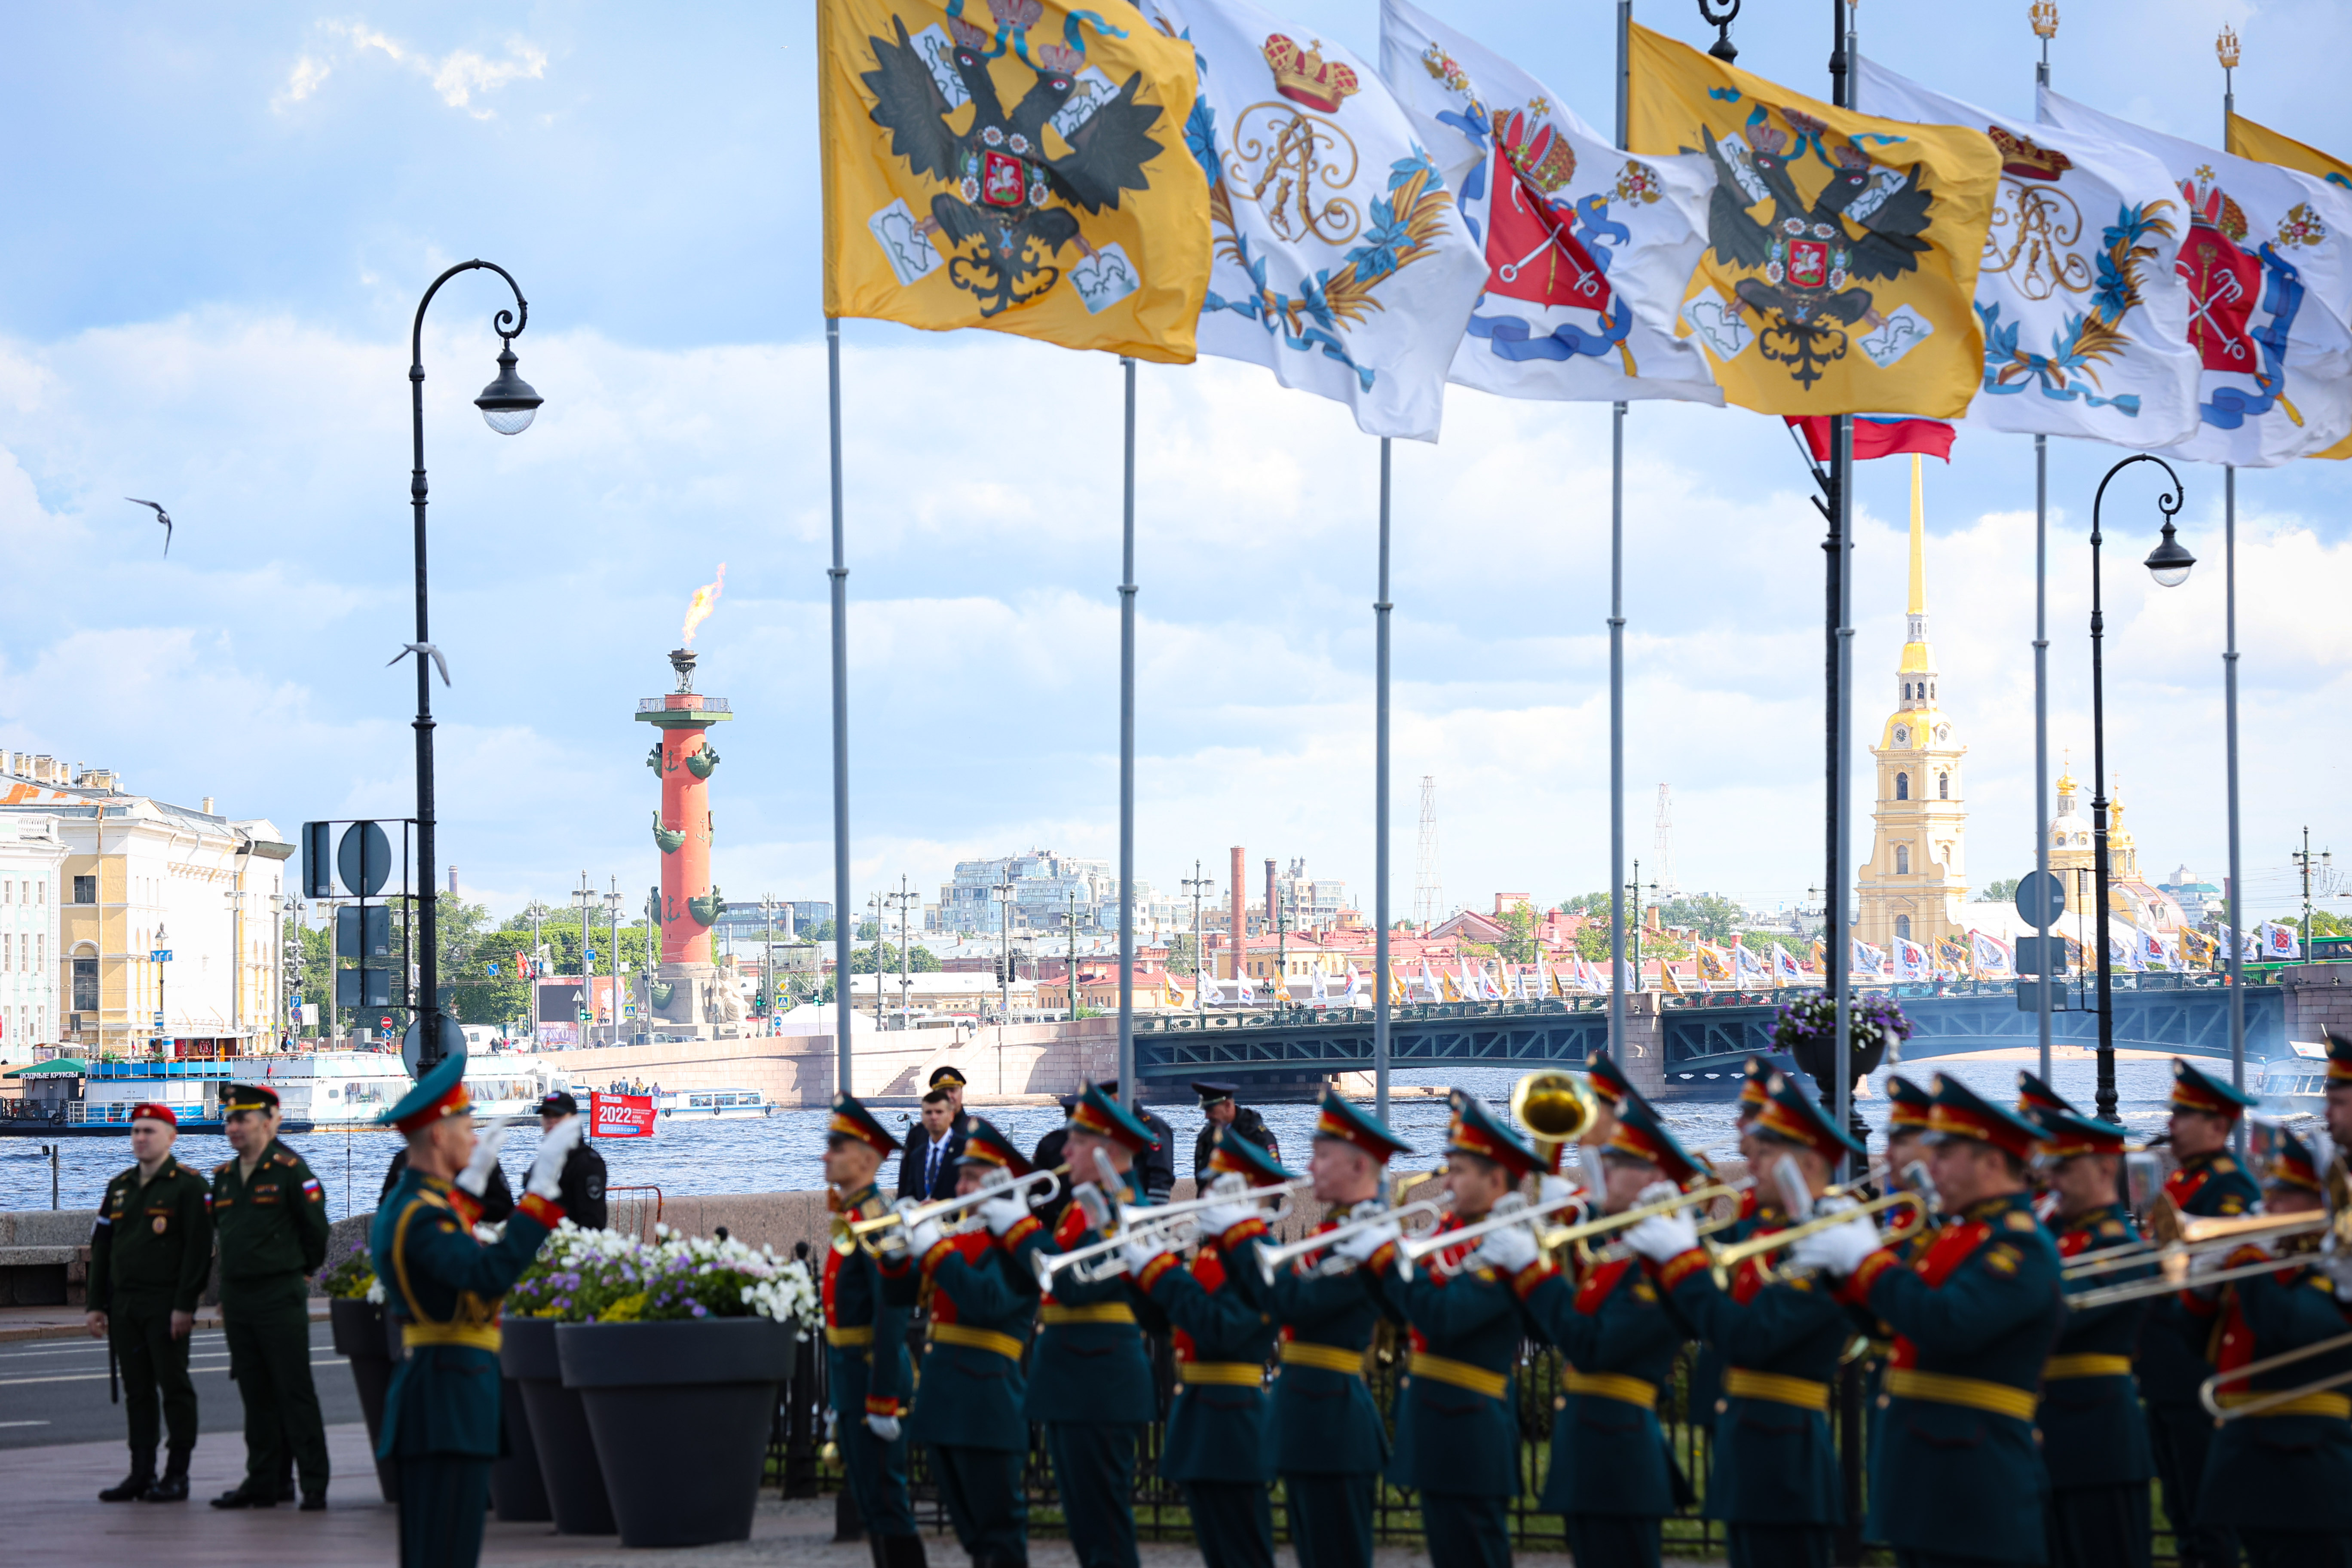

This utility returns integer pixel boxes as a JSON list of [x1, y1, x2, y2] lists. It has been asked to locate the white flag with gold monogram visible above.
[[1143, 0, 1488, 441]]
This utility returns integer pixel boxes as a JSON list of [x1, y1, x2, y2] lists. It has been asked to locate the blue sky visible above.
[[3, 0, 2348, 932]]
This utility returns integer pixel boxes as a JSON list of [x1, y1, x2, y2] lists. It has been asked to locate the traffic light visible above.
[[993, 956, 1006, 984]]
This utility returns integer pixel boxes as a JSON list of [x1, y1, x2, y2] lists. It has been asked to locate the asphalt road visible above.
[[0, 1320, 363, 1449]]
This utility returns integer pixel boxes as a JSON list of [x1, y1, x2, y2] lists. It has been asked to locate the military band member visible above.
[[979, 1082, 1159, 1568], [1506, 1094, 1701, 1568], [1360, 1091, 1544, 1568], [208, 1082, 332, 1510], [85, 1101, 213, 1503], [2031, 1107, 2156, 1568], [1690, 1054, 1786, 1436], [1228, 1087, 1412, 1568], [1126, 1130, 1295, 1568], [2184, 1126, 2352, 1567], [2141, 1060, 2261, 1568], [1581, 1047, 1635, 1152], [1789, 1075, 2064, 1568], [883, 1118, 1038, 1568], [825, 1093, 927, 1568], [1626, 1073, 1865, 1568], [372, 1051, 577, 1568]]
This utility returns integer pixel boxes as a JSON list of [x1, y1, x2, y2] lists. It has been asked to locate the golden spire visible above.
[[1899, 454, 1934, 677]]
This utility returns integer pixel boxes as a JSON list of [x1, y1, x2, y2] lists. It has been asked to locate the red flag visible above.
[[1787, 415, 1954, 462]]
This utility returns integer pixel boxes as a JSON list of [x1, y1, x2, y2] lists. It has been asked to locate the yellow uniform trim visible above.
[[1564, 1370, 1660, 1409], [1039, 1303, 1137, 1327], [1886, 1368, 2037, 1422], [1280, 1341, 1368, 1377], [401, 1322, 502, 1353], [825, 1325, 876, 1348], [1723, 1368, 1829, 1411], [1179, 1361, 1265, 1386], [1407, 1352, 1508, 1400], [2214, 1390, 2352, 1420], [929, 1323, 1028, 1361], [2043, 1354, 2134, 1381]]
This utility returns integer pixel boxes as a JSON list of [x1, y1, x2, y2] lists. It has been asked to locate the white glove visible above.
[[1197, 1179, 1261, 1236], [1470, 1219, 1540, 1275], [903, 1209, 946, 1257], [864, 1413, 902, 1442], [1070, 1182, 1113, 1235], [525, 1115, 583, 1201], [459, 1115, 514, 1197], [1787, 1213, 1881, 1278], [1331, 1217, 1401, 1264], [1622, 1210, 1699, 1264], [1122, 1231, 1173, 1277], [1539, 1173, 1580, 1207], [824, 1409, 839, 1444], [1810, 1192, 1860, 1221], [977, 1186, 1030, 1236], [1634, 1179, 1681, 1209]]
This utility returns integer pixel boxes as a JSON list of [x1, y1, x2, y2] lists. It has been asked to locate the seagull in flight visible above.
[[125, 498, 172, 556], [387, 642, 451, 686]]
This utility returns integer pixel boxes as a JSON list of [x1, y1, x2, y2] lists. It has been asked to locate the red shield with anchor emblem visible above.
[[981, 150, 1026, 209], [1481, 124, 1611, 312], [1787, 239, 1829, 290], [2179, 224, 2263, 372]]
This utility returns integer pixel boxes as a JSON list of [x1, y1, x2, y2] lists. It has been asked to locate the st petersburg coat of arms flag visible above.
[[1857, 58, 2201, 450], [1380, 0, 1721, 406], [1143, 0, 1488, 441], [819, 0, 1211, 362], [2224, 111, 2352, 460], [1626, 23, 1999, 418], [2040, 89, 2352, 467]]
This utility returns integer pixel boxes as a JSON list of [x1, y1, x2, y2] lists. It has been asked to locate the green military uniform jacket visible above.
[[370, 1167, 561, 1458], [824, 1184, 913, 1422], [1227, 1204, 1393, 1476], [1661, 1233, 1848, 1526], [89, 1156, 214, 1314], [1842, 1191, 2063, 1564], [2141, 1149, 2261, 1406], [880, 1228, 1032, 1452], [2187, 1247, 2352, 1534], [1138, 1216, 1279, 1483], [1001, 1167, 1157, 1425], [211, 1139, 331, 1298], [2045, 1203, 2154, 1491], [1522, 1253, 1686, 1518], [1371, 1219, 1529, 1500]]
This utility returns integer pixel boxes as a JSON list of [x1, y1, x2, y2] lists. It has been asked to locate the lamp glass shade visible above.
[[2144, 523, 2195, 588], [475, 344, 542, 436]]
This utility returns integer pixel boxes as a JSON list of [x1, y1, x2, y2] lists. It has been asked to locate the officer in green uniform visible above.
[[373, 1050, 577, 1567], [1126, 1129, 1295, 1568], [1508, 1092, 1698, 1568], [208, 1082, 332, 1510], [823, 1093, 926, 1568], [1362, 1091, 1544, 1568], [1789, 1075, 2064, 1568], [1226, 1086, 1412, 1568], [880, 1118, 1039, 1568], [1686, 1054, 1784, 1440], [2141, 1060, 2261, 1568], [2030, 1106, 2156, 1568], [85, 1100, 213, 1502], [979, 1081, 1159, 1568], [2183, 1125, 2352, 1568], [1626, 1072, 1867, 1568]]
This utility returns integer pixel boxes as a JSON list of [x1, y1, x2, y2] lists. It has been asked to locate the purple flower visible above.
[[692, 1303, 708, 1317]]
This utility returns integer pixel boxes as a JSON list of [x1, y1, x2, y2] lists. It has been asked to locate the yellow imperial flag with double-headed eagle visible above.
[[1626, 23, 1998, 416], [819, 0, 1210, 362], [2226, 112, 2352, 460]]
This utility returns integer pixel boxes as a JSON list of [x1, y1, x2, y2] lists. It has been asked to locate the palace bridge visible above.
[[1130, 977, 2286, 1099]]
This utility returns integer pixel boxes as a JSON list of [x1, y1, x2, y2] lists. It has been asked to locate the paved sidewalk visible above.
[[0, 1301, 332, 1343]]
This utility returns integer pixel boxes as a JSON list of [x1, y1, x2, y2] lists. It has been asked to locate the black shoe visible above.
[[299, 1493, 327, 1512], [885, 1534, 931, 1568], [211, 1485, 278, 1509], [99, 1459, 155, 1503], [141, 1473, 190, 1503]]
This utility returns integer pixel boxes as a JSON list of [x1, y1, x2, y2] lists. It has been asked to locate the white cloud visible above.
[[271, 21, 547, 118]]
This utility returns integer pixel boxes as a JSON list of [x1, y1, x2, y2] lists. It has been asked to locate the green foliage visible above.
[[848, 941, 941, 974], [1976, 876, 2022, 904], [1496, 906, 1538, 964], [1165, 933, 1198, 976], [856, 919, 879, 941], [2274, 911, 2351, 938], [1571, 922, 1614, 963], [1558, 891, 1611, 918], [1657, 894, 1743, 946], [805, 919, 837, 943]]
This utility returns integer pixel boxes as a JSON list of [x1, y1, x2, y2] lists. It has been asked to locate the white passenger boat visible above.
[[651, 1086, 773, 1121], [56, 1050, 574, 1131]]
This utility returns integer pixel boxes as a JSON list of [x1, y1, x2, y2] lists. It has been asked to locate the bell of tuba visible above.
[[1510, 1069, 1598, 1169]]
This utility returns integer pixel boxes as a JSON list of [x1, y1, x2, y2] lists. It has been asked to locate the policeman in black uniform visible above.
[[1188, 1081, 1280, 1187], [532, 1091, 608, 1227]]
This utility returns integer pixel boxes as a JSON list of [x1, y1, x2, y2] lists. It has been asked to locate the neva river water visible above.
[[0, 1057, 2243, 1222]]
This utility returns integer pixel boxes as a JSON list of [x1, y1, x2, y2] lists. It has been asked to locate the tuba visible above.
[[1510, 1069, 1599, 1169]]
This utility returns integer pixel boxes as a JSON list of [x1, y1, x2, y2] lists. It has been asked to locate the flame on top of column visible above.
[[682, 564, 727, 646]]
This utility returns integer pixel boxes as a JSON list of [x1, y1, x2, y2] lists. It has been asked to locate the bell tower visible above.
[[1856, 457, 1971, 955]]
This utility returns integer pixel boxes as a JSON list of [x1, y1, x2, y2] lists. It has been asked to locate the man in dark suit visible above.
[[897, 1089, 965, 1204]]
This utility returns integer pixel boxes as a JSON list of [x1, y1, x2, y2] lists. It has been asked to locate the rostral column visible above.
[[636, 645, 732, 1034]]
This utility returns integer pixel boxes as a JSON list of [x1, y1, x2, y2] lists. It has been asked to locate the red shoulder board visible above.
[[2164, 1167, 2209, 1208], [1574, 1255, 1636, 1314], [1912, 1220, 1993, 1286]]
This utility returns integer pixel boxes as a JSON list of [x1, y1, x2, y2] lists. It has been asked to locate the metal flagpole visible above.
[[1374, 438, 1393, 1119], [2034, 12, 2055, 1086], [2220, 42, 2246, 1142], [828, 318, 853, 1095], [1828, 0, 1855, 1155], [1609, 0, 1631, 1064], [1118, 357, 1137, 1113]]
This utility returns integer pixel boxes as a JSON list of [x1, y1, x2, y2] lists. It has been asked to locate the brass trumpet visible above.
[[2197, 1327, 2352, 1421], [1253, 1193, 1453, 1284], [837, 1166, 1062, 1255], [1395, 1188, 1592, 1277], [1531, 1182, 1749, 1257], [1032, 1177, 1316, 1290], [1703, 1191, 1929, 1283]]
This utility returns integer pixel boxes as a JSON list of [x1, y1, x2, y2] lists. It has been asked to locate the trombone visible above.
[[1704, 1191, 1930, 1283], [1527, 1182, 1750, 1259], [1254, 1192, 1454, 1284], [1395, 1188, 1593, 1277], [838, 1167, 1062, 1255], [1032, 1177, 1315, 1290], [2197, 1328, 2352, 1421]]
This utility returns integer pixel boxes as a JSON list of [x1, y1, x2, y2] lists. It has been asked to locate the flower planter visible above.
[[327, 1298, 402, 1504], [556, 1317, 794, 1548], [501, 1317, 616, 1535], [490, 1368, 553, 1522]]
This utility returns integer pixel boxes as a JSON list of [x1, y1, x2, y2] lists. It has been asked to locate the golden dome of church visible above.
[[2048, 763, 2188, 937]]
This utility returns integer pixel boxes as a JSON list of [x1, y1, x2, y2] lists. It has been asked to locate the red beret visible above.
[[129, 1102, 177, 1127]]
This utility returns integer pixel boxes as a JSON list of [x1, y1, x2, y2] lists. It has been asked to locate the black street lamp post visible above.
[[2089, 454, 2193, 1122], [408, 261, 542, 1071]]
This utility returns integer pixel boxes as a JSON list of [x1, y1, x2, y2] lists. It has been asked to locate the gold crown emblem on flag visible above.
[[1263, 35, 1359, 114], [1500, 113, 1577, 195], [1987, 127, 2073, 183]]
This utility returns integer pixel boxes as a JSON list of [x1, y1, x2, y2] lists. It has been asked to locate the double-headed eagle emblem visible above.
[[862, 0, 1167, 316]]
